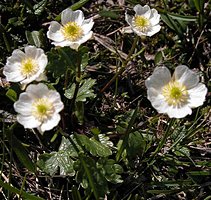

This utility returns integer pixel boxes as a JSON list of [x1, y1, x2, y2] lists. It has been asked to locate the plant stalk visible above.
[[100, 35, 139, 93]]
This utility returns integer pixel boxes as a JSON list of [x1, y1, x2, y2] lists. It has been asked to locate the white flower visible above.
[[125, 4, 161, 37], [14, 83, 64, 133], [145, 65, 208, 118], [3, 46, 47, 87], [47, 8, 94, 50]]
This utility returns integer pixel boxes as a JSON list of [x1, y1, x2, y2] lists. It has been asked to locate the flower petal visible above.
[[40, 114, 61, 132], [6, 49, 26, 64], [76, 31, 93, 44], [134, 4, 150, 16], [150, 9, 160, 26], [174, 65, 199, 89], [26, 83, 49, 99], [24, 46, 43, 59], [47, 21, 65, 42], [125, 13, 133, 26], [61, 8, 84, 25], [121, 26, 133, 34], [145, 66, 171, 91], [147, 88, 169, 113], [35, 73, 47, 82], [188, 83, 207, 108], [166, 105, 192, 118], [17, 115, 41, 129], [14, 93, 33, 115], [37, 54, 48, 70], [51, 40, 72, 47], [146, 24, 161, 36], [81, 18, 94, 34], [24, 46, 48, 70], [47, 91, 64, 112], [65, 31, 93, 50], [3, 64, 25, 82]]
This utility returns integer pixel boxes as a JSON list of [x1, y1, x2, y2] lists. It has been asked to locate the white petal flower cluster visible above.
[[2, 4, 209, 135], [14, 83, 64, 134], [145, 65, 208, 118], [3, 46, 47, 87], [125, 4, 161, 37], [3, 42, 64, 134], [47, 8, 94, 50]]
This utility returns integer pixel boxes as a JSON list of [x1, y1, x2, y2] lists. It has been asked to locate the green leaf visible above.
[[46, 49, 68, 78], [75, 101, 84, 124], [37, 137, 78, 176], [127, 131, 146, 158], [188, 171, 211, 176], [97, 158, 123, 184], [147, 189, 181, 194], [173, 146, 190, 157], [193, 0, 204, 12], [154, 51, 163, 65], [0, 179, 44, 200], [99, 10, 119, 19], [38, 151, 75, 176], [98, 134, 114, 148], [58, 47, 79, 70], [161, 14, 183, 36], [76, 134, 112, 157], [33, 0, 47, 15], [71, 185, 82, 200], [47, 47, 83, 77], [5, 125, 36, 173], [116, 105, 139, 161], [167, 13, 197, 22], [6, 88, 17, 102], [70, 0, 91, 10], [25, 30, 42, 47], [75, 156, 108, 198], [81, 52, 89, 70], [76, 78, 96, 101], [64, 78, 96, 102]]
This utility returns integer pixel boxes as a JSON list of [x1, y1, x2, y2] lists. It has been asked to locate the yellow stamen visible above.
[[61, 22, 83, 41], [133, 15, 150, 32], [32, 98, 54, 121], [162, 81, 189, 106], [21, 58, 38, 77]]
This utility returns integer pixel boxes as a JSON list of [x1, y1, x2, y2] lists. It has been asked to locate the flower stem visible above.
[[69, 52, 82, 114], [148, 118, 176, 165], [100, 35, 139, 93]]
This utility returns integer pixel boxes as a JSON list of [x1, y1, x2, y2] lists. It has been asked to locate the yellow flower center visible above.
[[32, 98, 54, 121], [133, 15, 150, 32], [61, 22, 83, 41], [21, 58, 38, 77], [162, 81, 189, 106]]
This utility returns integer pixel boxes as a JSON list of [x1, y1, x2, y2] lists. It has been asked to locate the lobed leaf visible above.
[[76, 134, 112, 157], [64, 78, 96, 102], [75, 156, 108, 198], [97, 158, 123, 184], [37, 137, 78, 176]]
